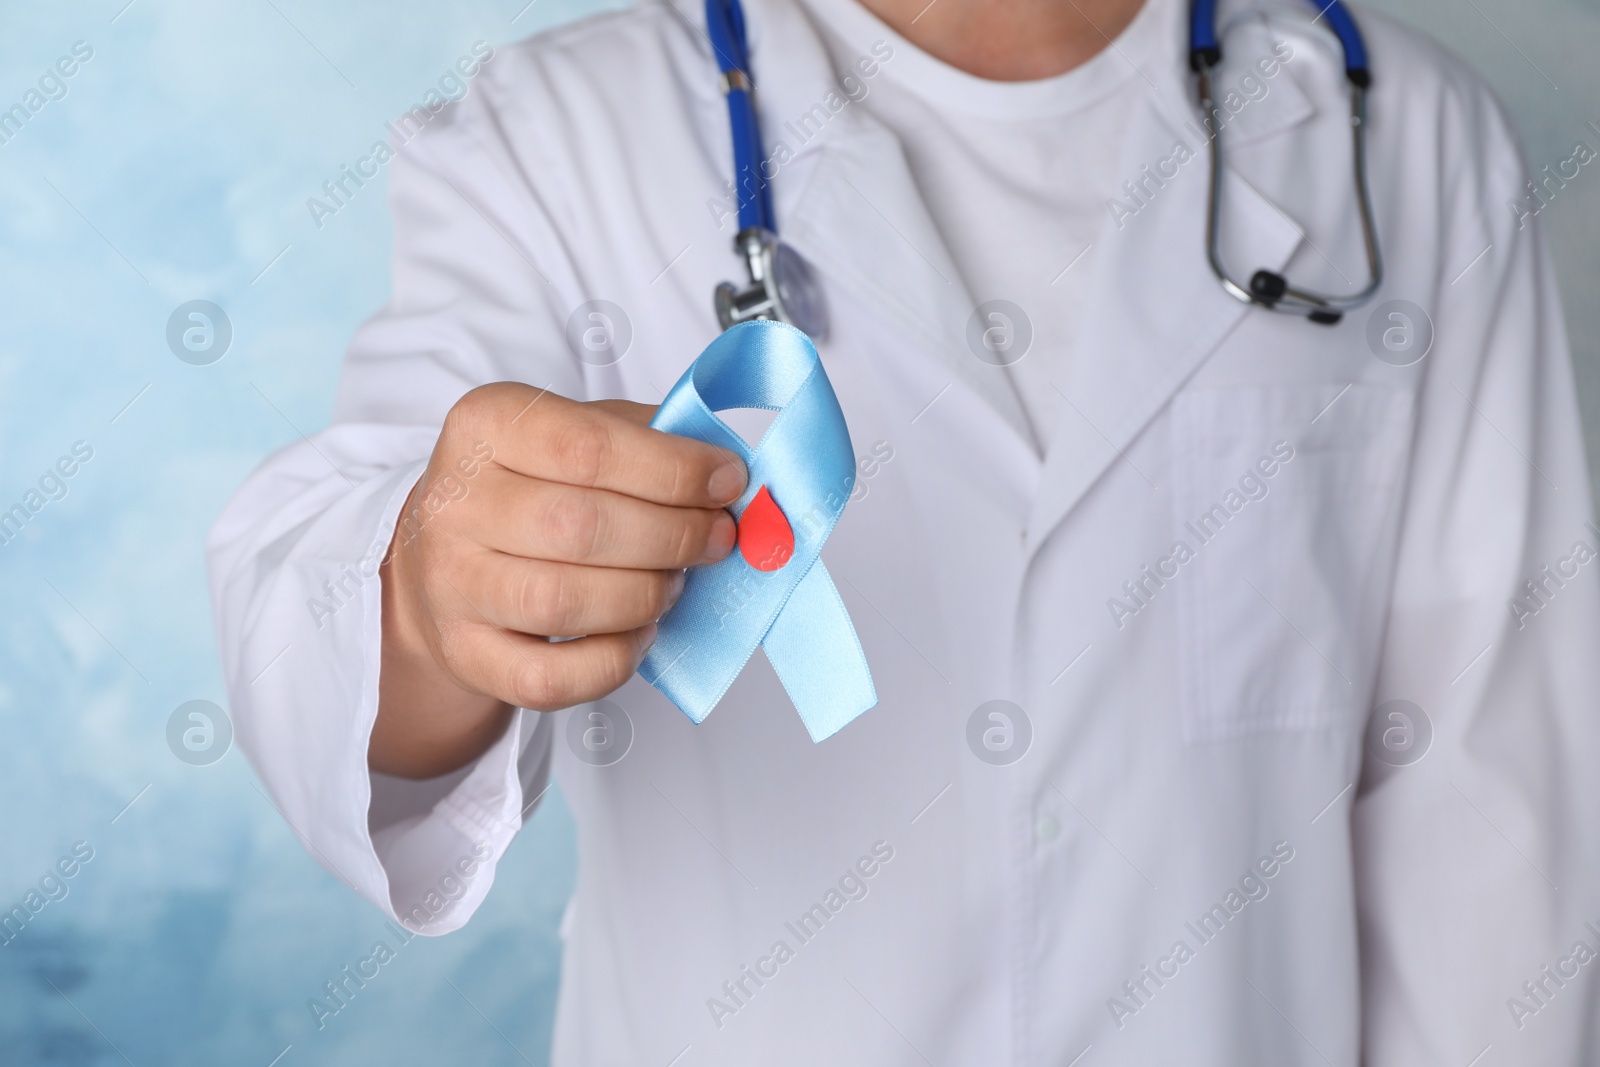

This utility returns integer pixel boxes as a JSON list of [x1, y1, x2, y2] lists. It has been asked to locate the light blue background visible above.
[[0, 0, 1594, 1063]]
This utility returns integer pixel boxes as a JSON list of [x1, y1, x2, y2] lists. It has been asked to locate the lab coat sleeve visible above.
[[207, 87, 586, 935], [1355, 86, 1600, 1061]]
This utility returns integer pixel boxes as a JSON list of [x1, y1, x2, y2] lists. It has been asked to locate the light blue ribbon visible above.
[[639, 320, 877, 742]]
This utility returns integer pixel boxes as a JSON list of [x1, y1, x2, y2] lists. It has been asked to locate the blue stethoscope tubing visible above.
[[705, 0, 774, 233], [706, 0, 1383, 330], [1189, 0, 1368, 78]]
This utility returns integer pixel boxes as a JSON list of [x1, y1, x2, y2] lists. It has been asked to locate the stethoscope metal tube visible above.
[[713, 224, 830, 340], [715, 226, 782, 326], [1193, 0, 1383, 325], [705, 0, 829, 339]]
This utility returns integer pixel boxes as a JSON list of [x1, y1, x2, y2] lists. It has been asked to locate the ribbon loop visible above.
[[639, 320, 876, 741]]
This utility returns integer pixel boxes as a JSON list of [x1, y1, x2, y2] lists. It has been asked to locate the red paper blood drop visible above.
[[738, 485, 794, 572]]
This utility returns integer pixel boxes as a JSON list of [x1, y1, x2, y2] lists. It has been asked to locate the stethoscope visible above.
[[706, 0, 1382, 337], [705, 0, 831, 339], [1192, 0, 1382, 324]]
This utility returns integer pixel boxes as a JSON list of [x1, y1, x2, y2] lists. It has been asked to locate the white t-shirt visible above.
[[794, 0, 1167, 451]]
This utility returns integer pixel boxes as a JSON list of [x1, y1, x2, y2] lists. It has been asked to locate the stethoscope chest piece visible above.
[[714, 226, 830, 341]]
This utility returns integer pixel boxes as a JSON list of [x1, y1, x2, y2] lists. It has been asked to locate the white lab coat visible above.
[[207, 0, 1600, 1061]]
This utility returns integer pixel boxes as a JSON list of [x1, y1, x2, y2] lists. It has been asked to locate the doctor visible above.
[[209, 0, 1600, 1061]]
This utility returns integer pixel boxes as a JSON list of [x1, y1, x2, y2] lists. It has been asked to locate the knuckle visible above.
[[415, 550, 454, 600], [449, 382, 535, 449], [447, 385, 494, 439], [543, 489, 604, 559], [645, 572, 676, 617], [664, 445, 701, 504], [550, 413, 614, 487], [406, 486, 455, 545], [511, 655, 562, 711], [586, 639, 634, 698], [673, 511, 712, 565], [519, 564, 578, 633], [604, 635, 642, 684], [431, 618, 474, 681]]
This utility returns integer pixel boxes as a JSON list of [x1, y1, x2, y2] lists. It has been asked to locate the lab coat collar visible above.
[[1025, 10, 1313, 555], [735, 0, 1040, 462], [701, 0, 1313, 541]]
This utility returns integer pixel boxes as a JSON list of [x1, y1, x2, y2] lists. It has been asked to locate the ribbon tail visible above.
[[761, 562, 877, 742], [638, 595, 750, 726]]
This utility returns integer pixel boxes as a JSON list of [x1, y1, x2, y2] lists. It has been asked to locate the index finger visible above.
[[466, 384, 747, 508]]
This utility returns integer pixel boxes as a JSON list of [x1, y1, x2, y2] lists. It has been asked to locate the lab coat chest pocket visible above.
[[1171, 385, 1415, 742]]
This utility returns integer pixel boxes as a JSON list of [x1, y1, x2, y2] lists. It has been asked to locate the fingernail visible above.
[[638, 622, 659, 653], [666, 570, 686, 607], [708, 461, 746, 505], [699, 514, 737, 564]]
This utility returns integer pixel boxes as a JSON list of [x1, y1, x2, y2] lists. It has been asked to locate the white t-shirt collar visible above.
[[793, 0, 1175, 119]]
